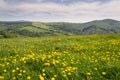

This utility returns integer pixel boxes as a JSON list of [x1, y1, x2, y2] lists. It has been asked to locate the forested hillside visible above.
[[0, 19, 120, 38]]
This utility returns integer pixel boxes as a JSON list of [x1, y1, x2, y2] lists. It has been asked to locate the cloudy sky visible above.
[[0, 0, 120, 22]]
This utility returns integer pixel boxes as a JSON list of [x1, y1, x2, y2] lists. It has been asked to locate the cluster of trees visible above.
[[0, 32, 17, 38], [0, 29, 63, 38]]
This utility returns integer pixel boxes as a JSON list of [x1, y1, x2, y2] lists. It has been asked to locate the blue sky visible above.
[[0, 0, 120, 22]]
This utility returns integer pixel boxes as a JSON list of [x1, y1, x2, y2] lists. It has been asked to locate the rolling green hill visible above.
[[0, 19, 120, 38]]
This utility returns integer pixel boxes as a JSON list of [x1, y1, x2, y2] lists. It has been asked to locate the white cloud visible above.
[[0, 0, 6, 7], [0, 0, 120, 22]]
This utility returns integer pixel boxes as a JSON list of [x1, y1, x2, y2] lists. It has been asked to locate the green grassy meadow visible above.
[[0, 34, 120, 80]]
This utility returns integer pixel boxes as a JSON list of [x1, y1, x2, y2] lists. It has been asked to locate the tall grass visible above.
[[0, 34, 120, 80]]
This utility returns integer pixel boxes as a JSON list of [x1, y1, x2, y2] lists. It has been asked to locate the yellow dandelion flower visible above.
[[86, 72, 91, 76], [6, 62, 9, 65], [23, 70, 26, 73], [12, 69, 16, 73], [95, 60, 98, 63], [18, 73, 22, 76], [51, 77, 55, 80], [24, 61, 26, 63], [68, 72, 71, 75], [43, 73, 46, 76], [102, 72, 106, 75], [94, 68, 97, 70], [20, 70, 22, 72], [54, 75, 57, 77], [39, 74, 44, 80], [16, 67, 19, 70], [2, 64, 5, 67], [4, 69, 7, 72], [42, 69, 45, 72], [0, 76, 4, 79], [44, 63, 50, 66], [27, 76, 31, 80], [73, 67, 77, 70]]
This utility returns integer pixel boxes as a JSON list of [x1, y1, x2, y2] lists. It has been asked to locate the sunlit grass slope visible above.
[[0, 34, 120, 80]]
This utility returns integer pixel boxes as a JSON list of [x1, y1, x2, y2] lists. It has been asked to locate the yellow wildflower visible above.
[[18, 73, 22, 76], [0, 76, 4, 79], [39, 75, 44, 80], [43, 73, 46, 76], [4, 69, 6, 72], [42, 69, 45, 72], [94, 68, 97, 70], [68, 72, 71, 75], [86, 72, 91, 76], [16, 67, 19, 70], [27, 76, 31, 80], [44, 63, 50, 66], [23, 70, 26, 73], [102, 72, 106, 75], [51, 77, 55, 80], [12, 69, 16, 73]]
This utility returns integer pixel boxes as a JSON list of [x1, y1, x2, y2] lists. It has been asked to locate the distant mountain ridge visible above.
[[0, 19, 120, 38]]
